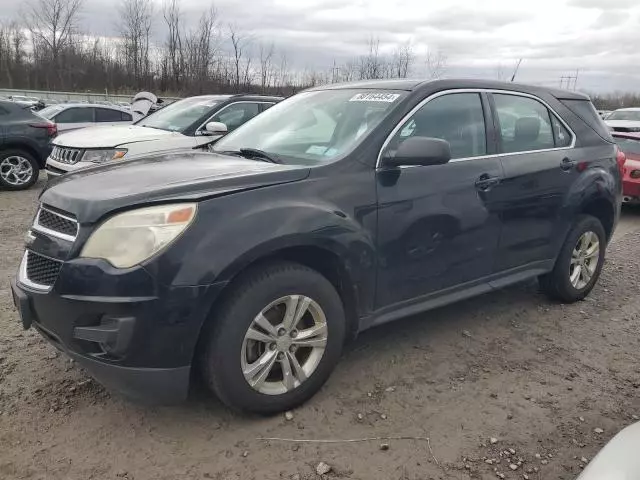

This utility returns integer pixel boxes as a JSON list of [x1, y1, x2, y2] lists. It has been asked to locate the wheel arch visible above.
[[580, 196, 616, 241], [1, 142, 42, 166]]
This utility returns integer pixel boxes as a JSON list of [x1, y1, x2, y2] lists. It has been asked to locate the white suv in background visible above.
[[45, 94, 281, 178], [38, 103, 133, 133]]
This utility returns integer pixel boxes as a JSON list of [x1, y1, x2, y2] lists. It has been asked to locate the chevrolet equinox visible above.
[[12, 79, 622, 413]]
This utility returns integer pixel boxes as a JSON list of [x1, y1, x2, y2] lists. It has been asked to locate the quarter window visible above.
[[493, 94, 558, 153], [96, 108, 125, 122], [385, 93, 487, 160]]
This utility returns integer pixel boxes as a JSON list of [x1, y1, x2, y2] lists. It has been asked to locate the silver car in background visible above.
[[37, 103, 133, 133]]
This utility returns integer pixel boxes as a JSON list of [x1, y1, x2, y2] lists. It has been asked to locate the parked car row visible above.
[[10, 79, 623, 414]]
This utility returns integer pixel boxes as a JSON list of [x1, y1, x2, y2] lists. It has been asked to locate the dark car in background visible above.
[[0, 100, 56, 190], [12, 79, 621, 413]]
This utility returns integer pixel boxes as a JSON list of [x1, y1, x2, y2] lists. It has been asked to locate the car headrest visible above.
[[514, 117, 541, 143]]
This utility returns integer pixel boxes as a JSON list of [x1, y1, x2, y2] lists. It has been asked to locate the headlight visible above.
[[82, 149, 127, 164], [631, 170, 640, 179], [80, 203, 197, 268]]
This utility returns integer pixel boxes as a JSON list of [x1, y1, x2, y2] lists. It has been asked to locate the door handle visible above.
[[475, 174, 500, 191], [560, 157, 576, 171]]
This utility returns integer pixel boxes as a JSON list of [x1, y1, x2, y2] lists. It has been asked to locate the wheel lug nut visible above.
[[290, 330, 298, 338], [269, 343, 276, 351], [289, 345, 297, 353], [277, 352, 285, 360], [277, 328, 287, 337]]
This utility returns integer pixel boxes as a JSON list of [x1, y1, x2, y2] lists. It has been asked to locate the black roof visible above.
[[312, 78, 589, 101]]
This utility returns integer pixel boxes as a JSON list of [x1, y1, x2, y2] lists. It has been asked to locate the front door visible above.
[[376, 92, 504, 308], [488, 92, 578, 272]]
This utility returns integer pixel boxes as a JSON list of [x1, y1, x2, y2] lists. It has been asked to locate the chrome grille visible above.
[[33, 206, 78, 241], [25, 251, 62, 287], [50, 146, 83, 165]]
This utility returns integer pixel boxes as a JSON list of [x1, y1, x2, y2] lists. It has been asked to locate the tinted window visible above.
[[96, 108, 125, 122], [614, 137, 640, 155], [561, 99, 613, 142], [386, 93, 487, 160], [137, 96, 221, 132], [607, 110, 640, 121], [121, 111, 132, 121], [211, 103, 260, 131], [493, 94, 555, 153], [55, 107, 93, 123]]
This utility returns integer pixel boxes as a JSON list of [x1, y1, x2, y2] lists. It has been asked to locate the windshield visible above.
[[608, 111, 640, 121], [38, 105, 65, 119], [213, 89, 407, 164], [137, 96, 222, 132]]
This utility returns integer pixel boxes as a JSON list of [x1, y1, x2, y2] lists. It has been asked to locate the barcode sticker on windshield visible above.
[[349, 93, 400, 103]]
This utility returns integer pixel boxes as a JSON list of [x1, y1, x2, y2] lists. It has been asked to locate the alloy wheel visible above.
[[0, 156, 34, 186], [241, 295, 328, 395], [570, 231, 600, 290]]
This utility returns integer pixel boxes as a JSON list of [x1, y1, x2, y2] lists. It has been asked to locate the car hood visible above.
[[52, 125, 179, 148], [41, 152, 311, 223], [606, 120, 640, 131]]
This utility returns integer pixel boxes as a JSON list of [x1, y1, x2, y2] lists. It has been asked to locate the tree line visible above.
[[0, 0, 448, 97], [0, 0, 638, 107]]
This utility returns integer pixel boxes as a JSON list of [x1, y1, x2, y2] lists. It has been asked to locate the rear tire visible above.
[[539, 215, 606, 302], [199, 261, 346, 414], [0, 149, 40, 190]]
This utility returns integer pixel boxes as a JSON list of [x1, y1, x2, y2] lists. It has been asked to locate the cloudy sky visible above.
[[2, 0, 640, 92]]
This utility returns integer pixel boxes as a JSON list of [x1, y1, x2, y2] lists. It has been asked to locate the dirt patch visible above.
[[2, 179, 640, 480]]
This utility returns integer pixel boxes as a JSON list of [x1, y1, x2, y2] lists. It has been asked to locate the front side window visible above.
[[55, 107, 94, 124], [494, 94, 556, 153], [607, 110, 640, 121], [137, 96, 222, 132], [384, 93, 487, 160], [213, 89, 407, 165], [210, 103, 260, 132]]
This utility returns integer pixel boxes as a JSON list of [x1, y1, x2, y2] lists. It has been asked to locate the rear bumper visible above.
[[10, 259, 225, 403], [622, 180, 640, 203]]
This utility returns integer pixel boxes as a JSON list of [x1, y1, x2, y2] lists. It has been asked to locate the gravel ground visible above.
[[1, 176, 640, 480]]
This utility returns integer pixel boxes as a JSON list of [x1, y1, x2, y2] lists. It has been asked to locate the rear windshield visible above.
[[561, 99, 613, 142], [614, 137, 640, 155]]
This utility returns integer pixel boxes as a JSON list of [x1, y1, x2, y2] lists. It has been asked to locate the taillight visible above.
[[29, 122, 57, 137], [615, 146, 626, 176]]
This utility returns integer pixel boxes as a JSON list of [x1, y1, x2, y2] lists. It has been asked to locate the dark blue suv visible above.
[[11, 79, 622, 413]]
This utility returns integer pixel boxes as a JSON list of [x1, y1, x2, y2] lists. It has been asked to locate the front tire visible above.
[[539, 214, 606, 302], [200, 262, 346, 414], [0, 149, 40, 190]]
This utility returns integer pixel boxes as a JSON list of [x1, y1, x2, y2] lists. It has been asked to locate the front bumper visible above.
[[11, 256, 225, 404], [45, 157, 94, 177], [622, 180, 640, 203]]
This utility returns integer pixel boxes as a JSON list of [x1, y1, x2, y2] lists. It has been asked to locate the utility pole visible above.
[[559, 71, 579, 90]]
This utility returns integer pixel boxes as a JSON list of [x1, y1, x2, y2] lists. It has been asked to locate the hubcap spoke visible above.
[[244, 349, 278, 388], [245, 327, 275, 343], [253, 312, 278, 337], [569, 231, 600, 289], [280, 353, 295, 391], [282, 295, 311, 331], [288, 351, 307, 383], [0, 156, 32, 185], [570, 265, 582, 285]]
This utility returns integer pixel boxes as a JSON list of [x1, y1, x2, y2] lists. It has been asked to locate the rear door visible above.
[[54, 107, 95, 132], [375, 92, 504, 308], [488, 92, 577, 272]]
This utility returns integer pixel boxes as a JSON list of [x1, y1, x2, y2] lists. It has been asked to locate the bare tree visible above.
[[229, 24, 251, 92], [392, 41, 413, 78], [494, 63, 507, 81], [117, 0, 153, 89], [163, 0, 184, 91], [358, 36, 384, 80], [258, 41, 275, 92], [425, 48, 447, 80], [24, 0, 83, 88]]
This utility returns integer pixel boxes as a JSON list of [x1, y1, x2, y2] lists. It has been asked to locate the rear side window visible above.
[[55, 107, 93, 123], [614, 137, 640, 155], [211, 103, 260, 131], [387, 93, 487, 159], [121, 111, 132, 121], [561, 99, 614, 142], [96, 108, 124, 122], [493, 94, 555, 153]]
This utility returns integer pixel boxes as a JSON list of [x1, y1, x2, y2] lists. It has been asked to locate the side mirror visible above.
[[202, 121, 228, 136], [383, 137, 451, 167]]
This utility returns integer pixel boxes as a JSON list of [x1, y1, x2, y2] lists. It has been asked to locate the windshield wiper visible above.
[[238, 148, 282, 164]]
